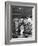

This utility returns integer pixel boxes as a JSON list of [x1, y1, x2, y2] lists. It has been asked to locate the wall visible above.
[[0, 0, 38, 46]]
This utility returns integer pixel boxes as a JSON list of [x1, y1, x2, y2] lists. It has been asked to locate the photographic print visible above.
[[11, 6, 32, 38], [5, 1, 37, 44]]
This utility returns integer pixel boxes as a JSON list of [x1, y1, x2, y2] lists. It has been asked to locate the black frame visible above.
[[5, 1, 37, 44]]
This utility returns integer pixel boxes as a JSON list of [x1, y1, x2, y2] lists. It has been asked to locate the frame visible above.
[[5, 1, 37, 44]]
